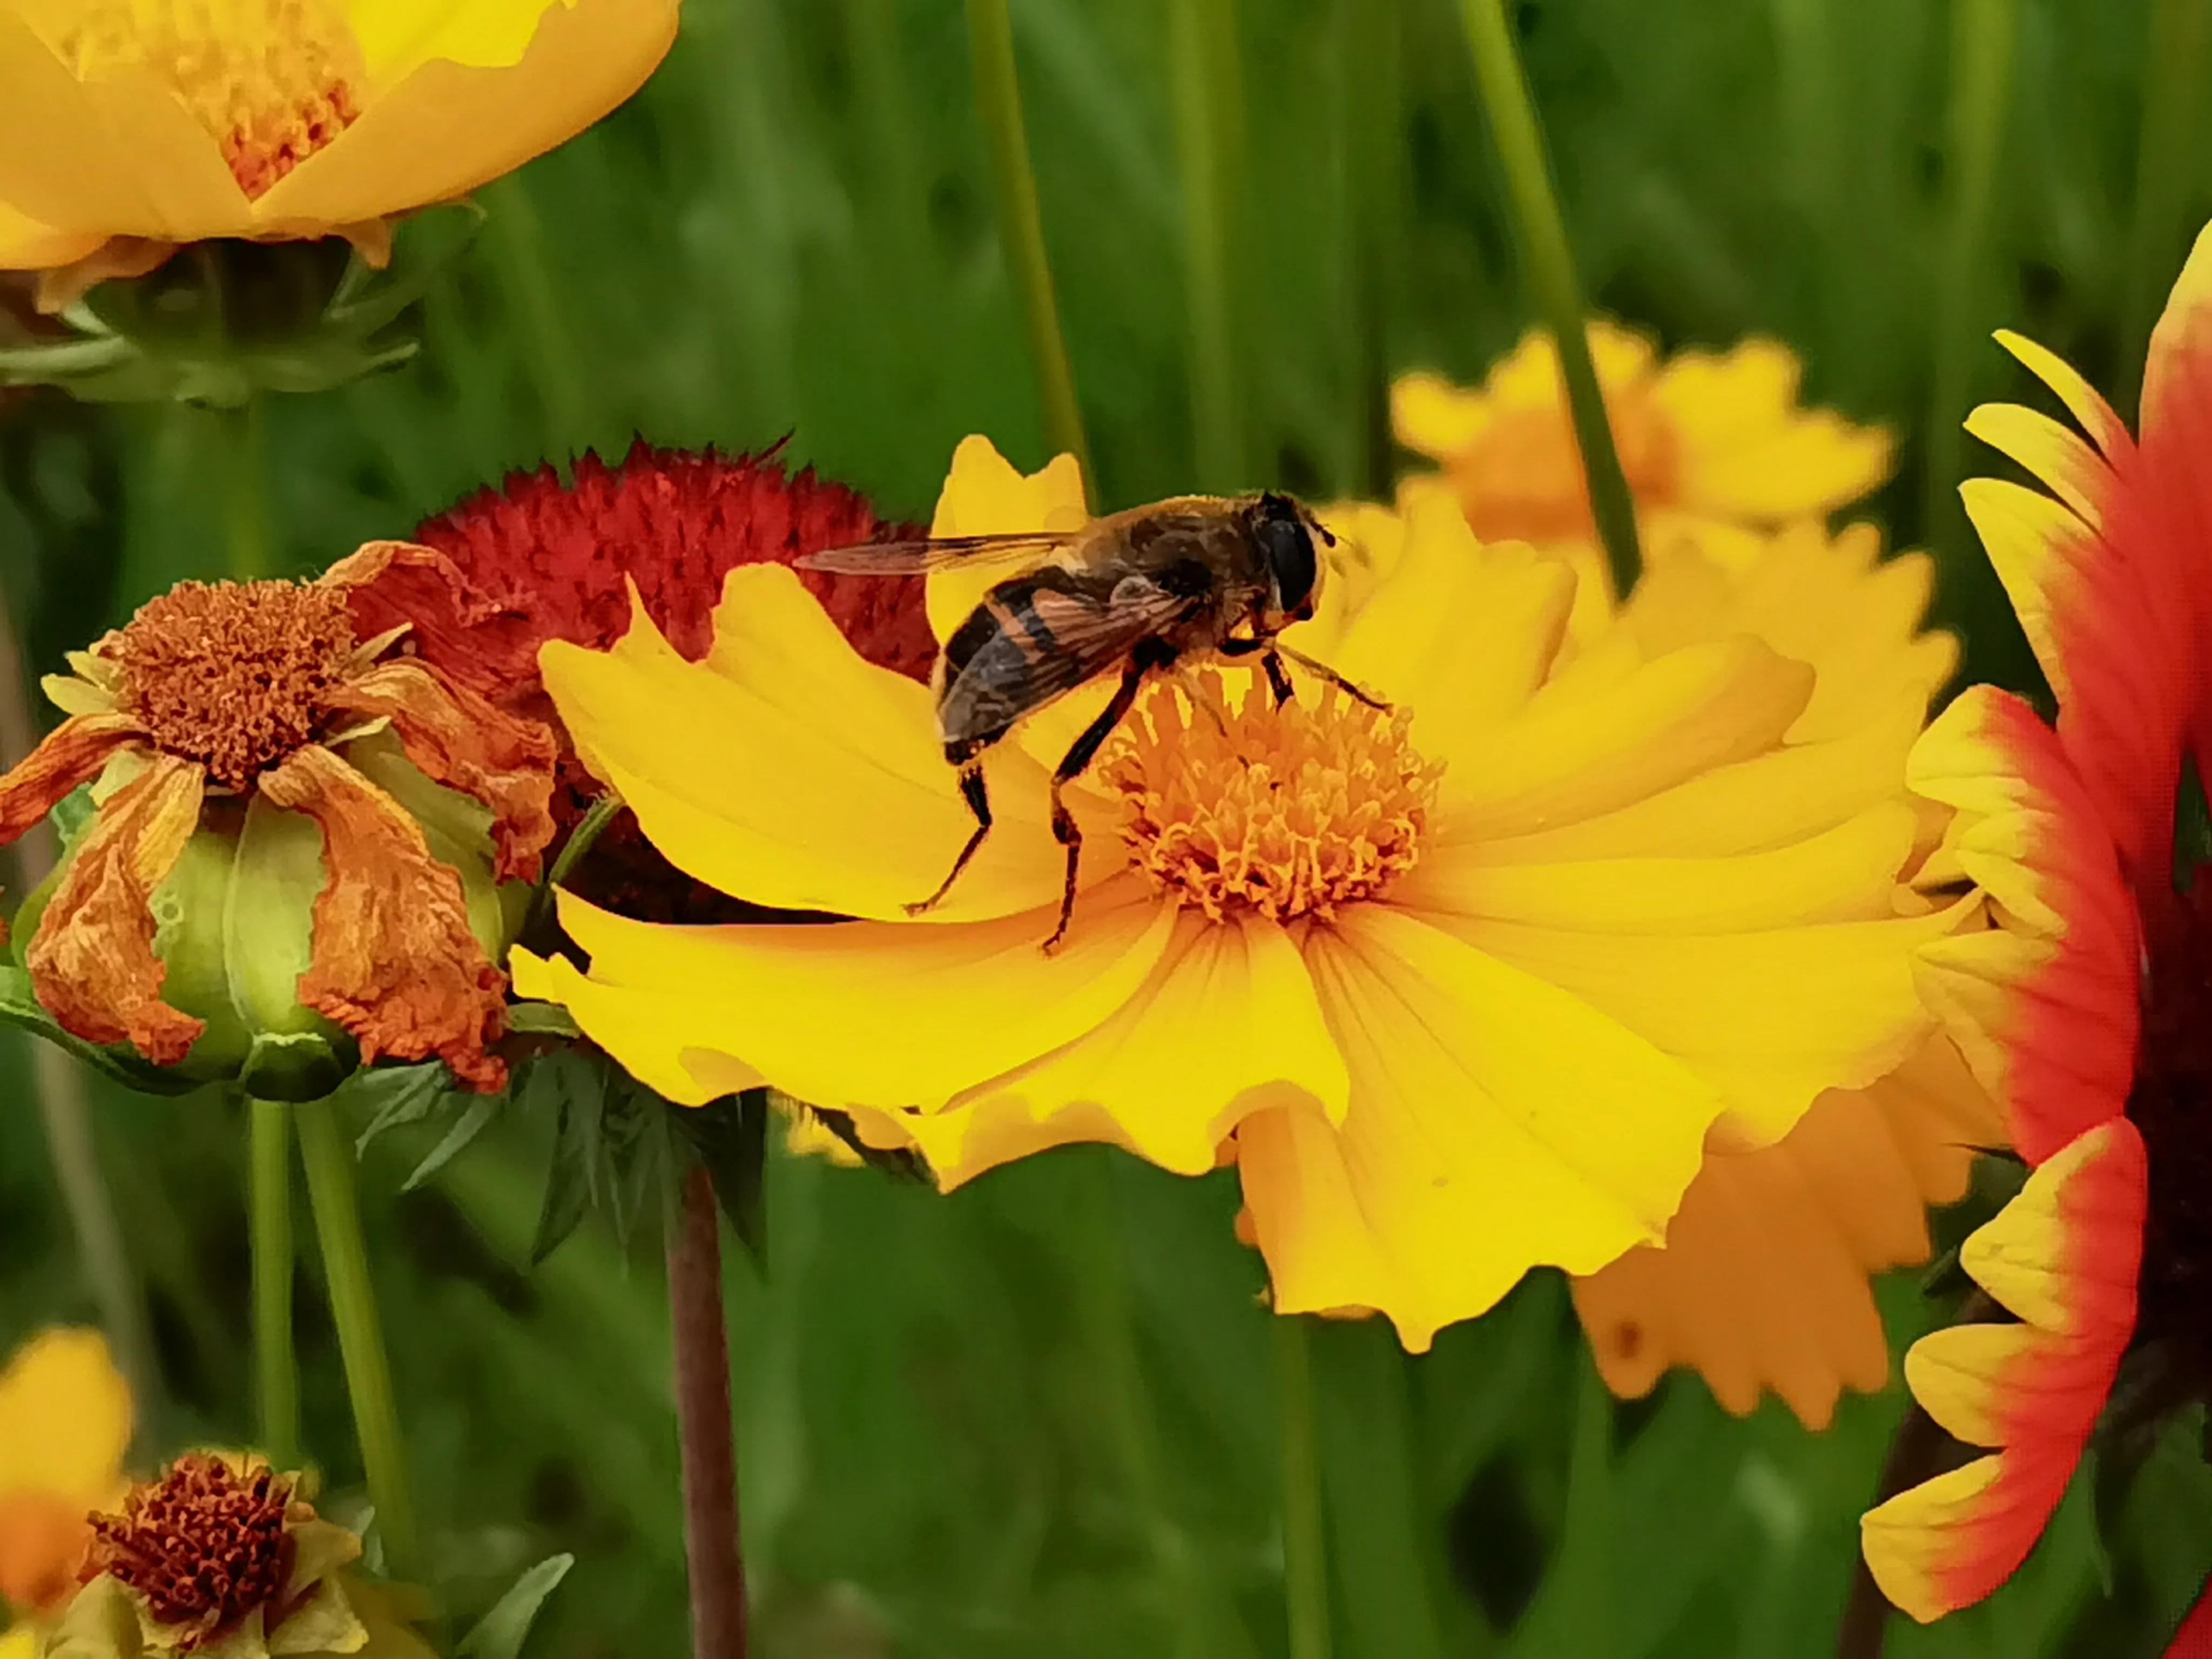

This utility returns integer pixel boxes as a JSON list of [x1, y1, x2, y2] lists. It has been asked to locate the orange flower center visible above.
[[0, 1491, 91, 1620], [1099, 671, 1441, 924], [83, 1456, 295, 1647], [55, 0, 366, 199], [1451, 386, 1681, 546], [113, 578, 358, 791]]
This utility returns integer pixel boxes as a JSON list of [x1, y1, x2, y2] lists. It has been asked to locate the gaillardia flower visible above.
[[1394, 321, 1892, 629], [343, 440, 931, 925], [515, 435, 1967, 1348], [48, 1454, 429, 1657], [0, 1331, 129, 1654], [0, 552, 557, 1098], [0, 0, 678, 305], [1859, 225, 2212, 1622], [1555, 518, 2004, 1427]]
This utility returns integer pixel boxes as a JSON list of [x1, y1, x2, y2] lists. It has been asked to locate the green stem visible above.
[[1922, 0, 2020, 561], [296, 1099, 420, 1583], [219, 398, 271, 579], [1456, 0, 1641, 598], [2119, 0, 2212, 409], [248, 1099, 299, 1471], [1168, 0, 1247, 490], [1336, 0, 1404, 500], [965, 0, 1095, 491], [1276, 1317, 1332, 1659]]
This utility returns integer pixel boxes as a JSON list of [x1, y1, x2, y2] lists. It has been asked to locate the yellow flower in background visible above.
[[0, 0, 679, 304], [517, 436, 1964, 1350], [0, 1330, 130, 1643], [1394, 321, 1893, 633]]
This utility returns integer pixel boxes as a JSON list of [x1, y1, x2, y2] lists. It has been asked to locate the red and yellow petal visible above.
[[1862, 1118, 2146, 1622], [0, 711, 147, 844], [320, 657, 558, 882], [26, 753, 207, 1064], [1908, 687, 2139, 1162], [257, 744, 508, 1090]]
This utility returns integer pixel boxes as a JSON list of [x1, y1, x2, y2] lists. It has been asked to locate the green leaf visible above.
[[349, 1063, 458, 1155], [400, 1092, 504, 1192], [527, 1051, 607, 1265], [0, 965, 203, 1096], [672, 1088, 770, 1265], [505, 1001, 581, 1039], [456, 1554, 575, 1659]]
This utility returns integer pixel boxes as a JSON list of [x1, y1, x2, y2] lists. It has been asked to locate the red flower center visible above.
[[2130, 881, 2212, 1385], [83, 1456, 296, 1650]]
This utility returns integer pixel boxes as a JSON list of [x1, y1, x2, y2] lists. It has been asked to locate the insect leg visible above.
[[1042, 659, 1153, 953], [1261, 650, 1296, 706], [907, 760, 993, 915], [1278, 644, 1390, 710]]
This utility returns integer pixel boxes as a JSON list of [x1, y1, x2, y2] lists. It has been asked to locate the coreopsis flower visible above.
[[0, 0, 679, 308], [0, 1332, 129, 1654], [513, 434, 1968, 1347], [342, 441, 932, 926], [1394, 322, 1892, 632], [1552, 519, 2002, 1426], [46, 1454, 429, 1657], [0, 552, 557, 1098], [1858, 227, 2212, 1622]]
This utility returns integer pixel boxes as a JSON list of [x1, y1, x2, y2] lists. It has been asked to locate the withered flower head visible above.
[[0, 551, 559, 1098], [51, 1453, 430, 1658], [345, 441, 929, 924]]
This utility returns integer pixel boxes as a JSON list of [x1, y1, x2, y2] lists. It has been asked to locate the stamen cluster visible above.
[[83, 1456, 298, 1649], [113, 578, 356, 790], [1101, 672, 1441, 924]]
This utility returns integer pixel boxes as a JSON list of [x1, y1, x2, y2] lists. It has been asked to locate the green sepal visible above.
[[456, 1554, 575, 1659], [238, 1029, 359, 1104], [671, 1088, 770, 1266]]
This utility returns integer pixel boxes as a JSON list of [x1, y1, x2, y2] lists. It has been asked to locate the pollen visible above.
[[112, 578, 358, 791], [55, 0, 366, 199], [1100, 670, 1442, 925], [82, 1455, 296, 1649]]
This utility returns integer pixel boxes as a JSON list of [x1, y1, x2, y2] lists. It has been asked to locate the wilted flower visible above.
[[514, 436, 1966, 1348], [1394, 321, 1892, 631], [1860, 227, 2212, 1622], [0, 0, 679, 309], [0, 552, 557, 1098], [48, 1454, 429, 1657], [0, 1331, 129, 1650]]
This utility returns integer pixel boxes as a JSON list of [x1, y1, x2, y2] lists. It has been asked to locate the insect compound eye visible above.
[[1253, 494, 1319, 618]]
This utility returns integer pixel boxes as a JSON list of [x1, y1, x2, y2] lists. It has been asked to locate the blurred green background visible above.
[[5, 0, 2212, 1654]]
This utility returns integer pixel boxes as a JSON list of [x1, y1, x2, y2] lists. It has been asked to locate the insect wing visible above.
[[939, 576, 1198, 739], [798, 530, 1077, 576]]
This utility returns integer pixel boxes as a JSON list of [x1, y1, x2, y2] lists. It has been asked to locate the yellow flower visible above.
[[0, 1330, 130, 1642], [1394, 321, 1893, 634], [0, 0, 679, 302], [51, 1454, 431, 1657], [516, 437, 1963, 1350]]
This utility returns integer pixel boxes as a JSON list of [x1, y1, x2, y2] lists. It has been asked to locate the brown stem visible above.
[[666, 1164, 747, 1659]]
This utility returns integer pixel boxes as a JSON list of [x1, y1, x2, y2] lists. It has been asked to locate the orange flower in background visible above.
[[1562, 516, 2004, 1429], [0, 1330, 130, 1648], [0, 0, 680, 306], [516, 436, 1966, 1351], [1394, 321, 1893, 631], [0, 552, 556, 1097], [1859, 224, 2212, 1623]]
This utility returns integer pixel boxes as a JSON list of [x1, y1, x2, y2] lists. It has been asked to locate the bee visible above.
[[801, 490, 1383, 950]]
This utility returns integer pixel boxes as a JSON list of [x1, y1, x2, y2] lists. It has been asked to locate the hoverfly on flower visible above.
[[803, 490, 1383, 949]]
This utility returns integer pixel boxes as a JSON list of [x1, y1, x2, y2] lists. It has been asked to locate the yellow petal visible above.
[[249, 0, 678, 230], [1904, 1323, 2044, 1448], [1390, 369, 1496, 461], [1653, 339, 1893, 518], [1994, 329, 2129, 458], [1401, 801, 1916, 932], [0, 194, 100, 268], [528, 872, 1177, 1110], [1964, 402, 2115, 527], [923, 433, 1089, 645], [0, 11, 249, 241], [1439, 898, 1970, 1142], [540, 568, 1078, 923], [915, 907, 1351, 1182], [1238, 905, 1722, 1350], [349, 0, 565, 79], [0, 1330, 130, 1503]]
